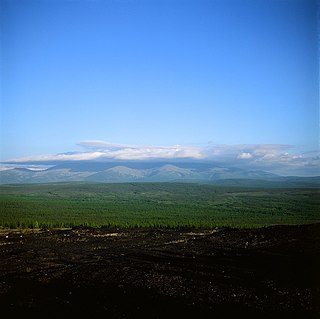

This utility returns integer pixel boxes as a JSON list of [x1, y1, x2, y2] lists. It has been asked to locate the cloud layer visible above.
[[2, 140, 319, 176]]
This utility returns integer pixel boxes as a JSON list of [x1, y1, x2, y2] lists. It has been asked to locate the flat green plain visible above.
[[0, 182, 319, 229]]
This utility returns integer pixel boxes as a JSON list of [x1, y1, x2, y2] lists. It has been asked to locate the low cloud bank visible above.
[[1, 140, 319, 176], [0, 164, 53, 172]]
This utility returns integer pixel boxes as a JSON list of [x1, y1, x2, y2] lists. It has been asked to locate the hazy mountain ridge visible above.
[[0, 162, 319, 187]]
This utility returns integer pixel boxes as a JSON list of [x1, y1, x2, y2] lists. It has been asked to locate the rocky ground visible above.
[[0, 224, 319, 318]]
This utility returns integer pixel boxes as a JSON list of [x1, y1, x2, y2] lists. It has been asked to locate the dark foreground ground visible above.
[[0, 224, 319, 318]]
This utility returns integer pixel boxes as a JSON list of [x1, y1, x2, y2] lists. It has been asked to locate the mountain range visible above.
[[0, 161, 319, 187]]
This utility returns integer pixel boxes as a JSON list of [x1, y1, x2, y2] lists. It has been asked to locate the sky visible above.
[[0, 0, 319, 175]]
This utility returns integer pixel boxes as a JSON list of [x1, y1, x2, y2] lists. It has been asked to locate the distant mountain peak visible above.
[[107, 166, 146, 177], [0, 161, 318, 187]]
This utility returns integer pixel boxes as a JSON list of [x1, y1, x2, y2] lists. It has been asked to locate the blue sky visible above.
[[0, 0, 319, 175]]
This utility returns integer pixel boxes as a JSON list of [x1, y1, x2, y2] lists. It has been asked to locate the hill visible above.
[[0, 161, 319, 187]]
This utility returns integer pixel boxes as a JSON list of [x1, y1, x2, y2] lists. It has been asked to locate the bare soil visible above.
[[0, 224, 319, 318]]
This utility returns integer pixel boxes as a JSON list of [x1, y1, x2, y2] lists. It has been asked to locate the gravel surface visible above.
[[0, 224, 319, 318]]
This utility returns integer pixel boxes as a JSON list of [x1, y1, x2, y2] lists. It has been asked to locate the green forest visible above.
[[0, 182, 319, 229]]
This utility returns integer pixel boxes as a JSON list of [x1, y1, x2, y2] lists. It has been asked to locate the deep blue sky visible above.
[[0, 0, 319, 168]]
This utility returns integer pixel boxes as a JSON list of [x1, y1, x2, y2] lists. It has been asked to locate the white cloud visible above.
[[6, 152, 107, 162], [0, 164, 53, 171], [76, 140, 205, 160], [4, 143, 205, 162], [107, 146, 204, 160], [237, 152, 253, 159], [2, 140, 319, 176]]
